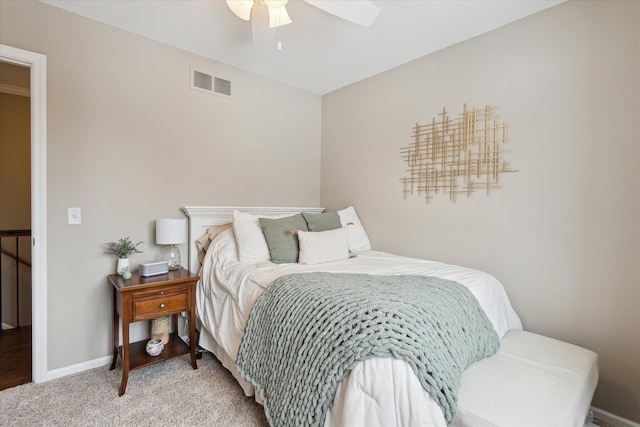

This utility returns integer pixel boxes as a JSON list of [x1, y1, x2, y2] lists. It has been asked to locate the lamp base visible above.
[[159, 244, 182, 270]]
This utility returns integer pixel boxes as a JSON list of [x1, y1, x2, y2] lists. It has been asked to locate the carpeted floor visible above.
[[0, 352, 268, 426]]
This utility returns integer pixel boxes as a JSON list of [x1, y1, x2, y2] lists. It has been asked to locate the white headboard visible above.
[[181, 206, 324, 274]]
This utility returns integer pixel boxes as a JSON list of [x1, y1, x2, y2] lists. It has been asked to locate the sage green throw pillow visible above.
[[259, 213, 309, 264], [302, 211, 341, 232]]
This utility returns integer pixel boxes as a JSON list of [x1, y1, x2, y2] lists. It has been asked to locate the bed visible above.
[[182, 206, 598, 427]]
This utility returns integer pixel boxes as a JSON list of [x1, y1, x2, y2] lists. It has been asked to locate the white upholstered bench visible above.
[[452, 329, 599, 427]]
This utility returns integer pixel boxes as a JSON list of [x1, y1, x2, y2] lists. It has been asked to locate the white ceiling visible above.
[[41, 0, 565, 95]]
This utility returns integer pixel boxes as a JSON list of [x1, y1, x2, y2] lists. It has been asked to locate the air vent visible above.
[[193, 70, 212, 91], [214, 77, 232, 97], [190, 68, 232, 99]]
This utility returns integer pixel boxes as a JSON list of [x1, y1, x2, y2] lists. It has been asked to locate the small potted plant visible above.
[[105, 236, 143, 275]]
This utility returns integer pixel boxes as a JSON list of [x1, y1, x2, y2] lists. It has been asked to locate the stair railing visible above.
[[0, 229, 31, 332]]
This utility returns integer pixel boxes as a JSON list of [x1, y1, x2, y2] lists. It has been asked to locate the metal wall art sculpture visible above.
[[401, 104, 516, 203]]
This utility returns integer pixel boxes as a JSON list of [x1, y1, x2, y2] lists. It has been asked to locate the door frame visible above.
[[0, 44, 47, 383]]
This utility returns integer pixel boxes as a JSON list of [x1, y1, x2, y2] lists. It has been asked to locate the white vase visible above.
[[117, 257, 130, 275]]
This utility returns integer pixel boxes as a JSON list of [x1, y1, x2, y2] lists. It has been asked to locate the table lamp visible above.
[[156, 218, 185, 270]]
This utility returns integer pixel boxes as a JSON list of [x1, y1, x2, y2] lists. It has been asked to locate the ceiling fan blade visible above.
[[303, 0, 380, 26]]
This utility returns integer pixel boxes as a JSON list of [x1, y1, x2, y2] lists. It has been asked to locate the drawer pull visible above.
[[159, 303, 165, 309]]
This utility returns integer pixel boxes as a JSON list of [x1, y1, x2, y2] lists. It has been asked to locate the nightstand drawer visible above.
[[132, 286, 188, 320]]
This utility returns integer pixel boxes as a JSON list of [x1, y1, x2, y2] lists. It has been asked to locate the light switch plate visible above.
[[68, 207, 81, 225]]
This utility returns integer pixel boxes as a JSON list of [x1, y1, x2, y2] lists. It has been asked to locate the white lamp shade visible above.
[[156, 218, 186, 245]]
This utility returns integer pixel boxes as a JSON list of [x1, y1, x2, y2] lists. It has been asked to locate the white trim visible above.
[[0, 44, 48, 384], [0, 83, 30, 97], [592, 407, 640, 427], [47, 356, 112, 381]]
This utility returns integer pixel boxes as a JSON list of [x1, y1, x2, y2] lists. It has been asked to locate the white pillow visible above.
[[232, 210, 299, 262], [298, 227, 349, 265], [208, 227, 239, 262], [233, 210, 271, 262], [337, 206, 371, 252], [195, 223, 233, 264]]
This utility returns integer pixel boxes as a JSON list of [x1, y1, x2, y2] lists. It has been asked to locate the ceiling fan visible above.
[[226, 0, 381, 28]]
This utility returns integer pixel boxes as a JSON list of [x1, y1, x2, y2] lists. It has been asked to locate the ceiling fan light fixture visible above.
[[266, 2, 292, 28], [226, 0, 253, 21]]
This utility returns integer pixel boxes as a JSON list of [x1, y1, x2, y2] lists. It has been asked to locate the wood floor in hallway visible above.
[[0, 325, 31, 390]]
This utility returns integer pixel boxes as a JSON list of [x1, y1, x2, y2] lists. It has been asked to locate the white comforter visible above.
[[197, 228, 523, 426]]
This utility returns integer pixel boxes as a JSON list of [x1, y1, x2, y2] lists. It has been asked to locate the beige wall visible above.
[[1, 0, 638, 422], [0, 0, 321, 369], [0, 62, 32, 327], [321, 0, 639, 421]]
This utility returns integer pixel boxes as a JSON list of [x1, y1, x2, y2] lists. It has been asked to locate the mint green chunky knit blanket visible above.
[[236, 273, 499, 426]]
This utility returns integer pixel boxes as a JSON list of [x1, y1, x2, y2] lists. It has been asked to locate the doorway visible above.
[[0, 44, 47, 385], [0, 60, 32, 389]]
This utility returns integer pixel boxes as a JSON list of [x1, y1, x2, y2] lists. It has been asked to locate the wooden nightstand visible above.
[[108, 269, 199, 396]]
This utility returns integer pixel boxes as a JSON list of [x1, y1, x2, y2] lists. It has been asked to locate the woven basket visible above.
[[150, 316, 170, 344]]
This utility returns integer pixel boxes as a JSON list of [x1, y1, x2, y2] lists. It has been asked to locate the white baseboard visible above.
[[592, 407, 640, 427], [46, 355, 112, 382], [44, 327, 188, 382]]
